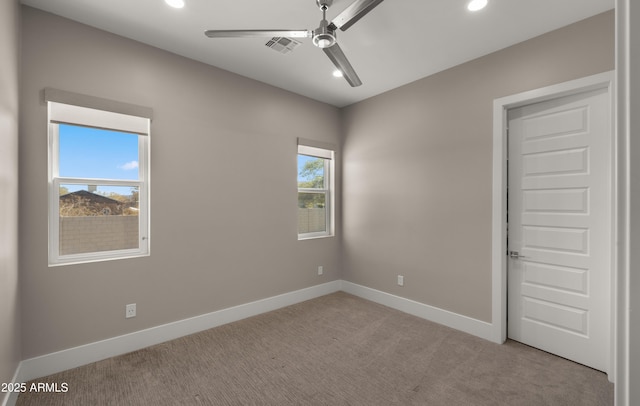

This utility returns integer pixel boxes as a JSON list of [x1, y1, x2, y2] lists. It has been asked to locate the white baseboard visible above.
[[340, 281, 497, 342], [9, 278, 498, 401], [16, 280, 341, 384]]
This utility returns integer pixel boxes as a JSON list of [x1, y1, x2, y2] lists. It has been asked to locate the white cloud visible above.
[[118, 161, 139, 171]]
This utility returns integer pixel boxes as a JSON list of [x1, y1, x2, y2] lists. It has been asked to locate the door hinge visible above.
[[508, 250, 528, 260]]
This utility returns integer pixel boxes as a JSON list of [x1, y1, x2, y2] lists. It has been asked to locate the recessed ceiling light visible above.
[[165, 0, 185, 9], [333, 70, 344, 78], [467, 0, 488, 11]]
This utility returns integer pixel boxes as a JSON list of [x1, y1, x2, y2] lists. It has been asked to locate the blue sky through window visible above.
[[59, 124, 139, 194]]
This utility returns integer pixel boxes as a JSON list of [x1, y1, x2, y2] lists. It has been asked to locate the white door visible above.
[[507, 87, 612, 373]]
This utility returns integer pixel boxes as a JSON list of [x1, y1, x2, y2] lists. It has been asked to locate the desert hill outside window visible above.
[[297, 138, 335, 239], [46, 89, 151, 266]]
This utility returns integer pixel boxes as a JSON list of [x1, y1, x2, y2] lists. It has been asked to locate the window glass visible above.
[[59, 124, 139, 180], [297, 149, 332, 238], [298, 192, 327, 234], [297, 155, 325, 189], [58, 184, 140, 256]]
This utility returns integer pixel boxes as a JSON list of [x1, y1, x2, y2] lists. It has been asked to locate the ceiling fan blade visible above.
[[323, 43, 362, 87], [330, 0, 384, 31], [205, 29, 312, 39]]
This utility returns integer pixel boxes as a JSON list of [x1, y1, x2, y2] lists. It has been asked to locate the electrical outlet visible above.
[[126, 303, 136, 319], [318, 266, 323, 276], [397, 275, 404, 286]]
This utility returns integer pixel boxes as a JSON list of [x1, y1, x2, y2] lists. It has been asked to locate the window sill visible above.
[[298, 234, 334, 241], [49, 250, 149, 267]]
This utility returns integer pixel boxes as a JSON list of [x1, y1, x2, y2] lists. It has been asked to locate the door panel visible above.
[[507, 87, 611, 373], [522, 262, 588, 294], [523, 188, 589, 213]]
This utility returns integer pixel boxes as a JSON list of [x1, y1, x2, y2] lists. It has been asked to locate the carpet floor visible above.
[[16, 292, 614, 405]]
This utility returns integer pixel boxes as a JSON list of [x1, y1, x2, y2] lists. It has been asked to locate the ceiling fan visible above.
[[204, 0, 385, 87]]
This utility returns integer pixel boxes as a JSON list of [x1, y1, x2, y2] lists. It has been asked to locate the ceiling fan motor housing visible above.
[[313, 19, 336, 48]]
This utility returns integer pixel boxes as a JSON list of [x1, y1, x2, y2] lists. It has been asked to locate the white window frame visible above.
[[297, 142, 335, 240], [47, 100, 151, 266]]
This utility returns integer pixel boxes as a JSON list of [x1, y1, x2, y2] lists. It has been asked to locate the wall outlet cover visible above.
[[126, 303, 136, 318]]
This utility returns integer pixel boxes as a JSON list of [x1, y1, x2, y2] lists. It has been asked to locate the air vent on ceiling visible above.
[[265, 37, 301, 54]]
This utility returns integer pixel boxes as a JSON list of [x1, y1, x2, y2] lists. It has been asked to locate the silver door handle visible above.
[[509, 251, 528, 260]]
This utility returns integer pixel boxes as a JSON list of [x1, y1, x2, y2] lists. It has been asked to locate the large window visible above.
[[47, 92, 151, 266], [298, 139, 334, 239]]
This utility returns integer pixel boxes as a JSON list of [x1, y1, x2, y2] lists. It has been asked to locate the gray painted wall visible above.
[[626, 1, 640, 403], [341, 11, 614, 322], [19, 7, 342, 359], [0, 0, 21, 395]]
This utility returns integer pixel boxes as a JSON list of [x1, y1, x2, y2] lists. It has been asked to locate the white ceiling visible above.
[[21, 0, 614, 107]]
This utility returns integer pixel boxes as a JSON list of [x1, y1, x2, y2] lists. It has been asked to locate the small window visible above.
[[297, 140, 334, 239], [47, 99, 150, 266]]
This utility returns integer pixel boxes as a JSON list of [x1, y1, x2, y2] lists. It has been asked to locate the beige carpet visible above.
[[17, 292, 613, 405]]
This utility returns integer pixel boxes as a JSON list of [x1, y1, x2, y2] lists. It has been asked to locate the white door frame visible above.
[[491, 71, 617, 377]]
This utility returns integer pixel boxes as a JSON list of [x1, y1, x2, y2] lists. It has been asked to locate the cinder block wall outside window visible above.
[[59, 216, 139, 255], [297, 208, 326, 234]]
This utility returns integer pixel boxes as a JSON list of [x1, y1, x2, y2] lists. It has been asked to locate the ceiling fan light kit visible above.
[[204, 0, 386, 87], [312, 15, 336, 49], [313, 32, 336, 49]]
